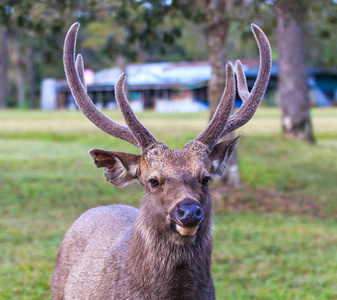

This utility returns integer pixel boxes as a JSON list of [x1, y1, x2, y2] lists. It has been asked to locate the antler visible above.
[[75, 54, 87, 92], [221, 24, 272, 137], [114, 74, 158, 151], [195, 62, 236, 148], [193, 24, 271, 151], [64, 22, 155, 149], [64, 22, 270, 154]]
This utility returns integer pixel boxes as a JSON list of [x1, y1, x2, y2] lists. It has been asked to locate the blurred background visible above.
[[1, 0, 337, 299], [1, 1, 337, 113]]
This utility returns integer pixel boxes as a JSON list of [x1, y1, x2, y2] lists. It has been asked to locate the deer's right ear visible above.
[[89, 149, 141, 187]]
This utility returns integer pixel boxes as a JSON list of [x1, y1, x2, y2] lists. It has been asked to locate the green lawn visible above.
[[0, 108, 337, 299]]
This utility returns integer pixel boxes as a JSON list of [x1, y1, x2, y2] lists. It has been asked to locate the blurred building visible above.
[[40, 60, 336, 111]]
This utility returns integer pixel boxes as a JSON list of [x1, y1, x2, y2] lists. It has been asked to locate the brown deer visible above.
[[51, 22, 271, 299]]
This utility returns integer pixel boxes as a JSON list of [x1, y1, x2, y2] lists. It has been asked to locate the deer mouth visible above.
[[175, 224, 199, 236], [170, 222, 199, 236]]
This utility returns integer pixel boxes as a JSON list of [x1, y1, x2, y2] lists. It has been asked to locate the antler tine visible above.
[[75, 54, 87, 92], [64, 22, 139, 148], [194, 62, 236, 150], [235, 60, 249, 101], [115, 74, 158, 152], [221, 23, 272, 137]]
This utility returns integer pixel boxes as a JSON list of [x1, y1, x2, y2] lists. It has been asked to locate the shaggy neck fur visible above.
[[120, 204, 214, 299]]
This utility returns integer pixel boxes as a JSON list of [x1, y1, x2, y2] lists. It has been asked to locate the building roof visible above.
[[92, 60, 278, 88]]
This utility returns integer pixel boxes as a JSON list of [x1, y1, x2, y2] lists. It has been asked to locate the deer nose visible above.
[[176, 205, 204, 227]]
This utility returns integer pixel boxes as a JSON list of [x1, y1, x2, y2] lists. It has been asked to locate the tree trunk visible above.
[[8, 34, 26, 107], [15, 62, 25, 107], [1, 27, 8, 109], [205, 1, 241, 186], [206, 18, 230, 118], [276, 0, 315, 143], [27, 46, 37, 108]]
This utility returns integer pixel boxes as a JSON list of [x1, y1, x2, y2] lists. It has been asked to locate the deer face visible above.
[[64, 22, 271, 242], [89, 137, 240, 242]]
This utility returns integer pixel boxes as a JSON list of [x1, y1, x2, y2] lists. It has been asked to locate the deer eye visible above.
[[149, 179, 159, 187], [202, 176, 211, 186]]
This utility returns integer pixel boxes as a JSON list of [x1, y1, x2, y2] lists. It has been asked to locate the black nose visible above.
[[176, 205, 204, 227]]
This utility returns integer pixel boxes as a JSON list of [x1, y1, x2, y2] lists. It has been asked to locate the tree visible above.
[[305, 1, 337, 69], [275, 0, 315, 143], [0, 0, 186, 108], [8, 32, 26, 107], [0, 26, 8, 108], [247, 0, 337, 143], [190, 0, 246, 186], [194, 0, 231, 118], [0, 0, 95, 107]]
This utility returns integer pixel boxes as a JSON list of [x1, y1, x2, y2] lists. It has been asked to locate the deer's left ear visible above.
[[208, 134, 241, 177], [89, 149, 141, 187]]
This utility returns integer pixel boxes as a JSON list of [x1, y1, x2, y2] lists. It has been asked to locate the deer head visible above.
[[63, 22, 271, 244]]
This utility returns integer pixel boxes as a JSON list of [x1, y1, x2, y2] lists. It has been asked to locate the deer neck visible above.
[[123, 208, 214, 297]]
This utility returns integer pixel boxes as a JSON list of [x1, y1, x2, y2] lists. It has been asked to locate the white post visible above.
[[41, 78, 57, 110]]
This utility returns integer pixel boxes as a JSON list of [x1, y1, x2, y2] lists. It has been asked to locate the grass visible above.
[[0, 108, 337, 299], [213, 215, 337, 299]]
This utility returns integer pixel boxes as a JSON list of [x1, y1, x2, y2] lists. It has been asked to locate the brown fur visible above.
[[52, 22, 271, 299], [52, 147, 217, 299]]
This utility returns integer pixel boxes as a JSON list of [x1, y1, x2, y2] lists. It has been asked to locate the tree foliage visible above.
[[0, 0, 337, 108]]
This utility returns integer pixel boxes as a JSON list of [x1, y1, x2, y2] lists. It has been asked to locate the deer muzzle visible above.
[[169, 199, 204, 236]]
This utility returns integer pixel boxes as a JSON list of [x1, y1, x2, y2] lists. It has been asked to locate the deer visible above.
[[51, 22, 271, 299]]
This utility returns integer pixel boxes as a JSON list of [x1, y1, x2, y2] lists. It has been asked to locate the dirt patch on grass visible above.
[[212, 185, 324, 218]]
